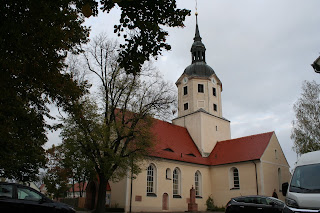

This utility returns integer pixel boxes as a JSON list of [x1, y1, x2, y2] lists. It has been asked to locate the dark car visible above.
[[225, 195, 291, 213], [0, 182, 75, 213]]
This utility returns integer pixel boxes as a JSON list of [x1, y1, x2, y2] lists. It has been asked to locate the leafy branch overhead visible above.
[[101, 0, 191, 74]]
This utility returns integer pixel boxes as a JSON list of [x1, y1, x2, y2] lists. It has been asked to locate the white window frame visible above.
[[173, 168, 181, 198], [166, 168, 171, 180], [147, 164, 157, 196], [195, 171, 202, 197], [230, 167, 240, 189]]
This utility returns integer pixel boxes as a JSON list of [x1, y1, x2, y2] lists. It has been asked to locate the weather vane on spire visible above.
[[195, 0, 198, 16]]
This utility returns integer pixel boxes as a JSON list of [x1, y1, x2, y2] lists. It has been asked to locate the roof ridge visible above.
[[219, 131, 274, 143], [153, 117, 190, 131]]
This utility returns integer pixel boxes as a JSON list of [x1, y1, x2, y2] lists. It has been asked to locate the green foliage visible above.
[[44, 145, 70, 199], [0, 0, 89, 181], [44, 140, 94, 199], [206, 195, 215, 211], [62, 136, 95, 197], [102, 0, 191, 74], [206, 195, 225, 212], [291, 80, 320, 155]]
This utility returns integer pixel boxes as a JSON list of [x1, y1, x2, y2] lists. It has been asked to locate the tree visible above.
[[61, 35, 176, 212], [1, 0, 188, 181], [61, 135, 95, 198], [44, 142, 94, 199], [44, 145, 70, 199], [0, 0, 89, 181], [291, 80, 320, 155]]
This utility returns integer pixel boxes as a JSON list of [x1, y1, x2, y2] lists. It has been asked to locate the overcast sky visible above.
[[47, 0, 320, 169]]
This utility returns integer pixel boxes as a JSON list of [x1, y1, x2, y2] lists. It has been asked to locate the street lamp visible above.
[[311, 56, 320, 73]]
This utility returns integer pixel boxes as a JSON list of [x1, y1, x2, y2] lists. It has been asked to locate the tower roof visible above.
[[184, 13, 215, 78], [184, 61, 215, 77]]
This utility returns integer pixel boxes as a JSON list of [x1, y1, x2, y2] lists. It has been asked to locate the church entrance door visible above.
[[162, 193, 169, 210]]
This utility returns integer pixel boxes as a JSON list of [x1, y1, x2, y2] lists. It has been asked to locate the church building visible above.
[[108, 14, 291, 212]]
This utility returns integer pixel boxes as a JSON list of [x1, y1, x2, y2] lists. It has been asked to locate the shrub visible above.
[[206, 195, 215, 211], [206, 195, 226, 212]]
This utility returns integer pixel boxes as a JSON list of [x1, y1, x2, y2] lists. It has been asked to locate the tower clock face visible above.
[[211, 78, 215, 84], [183, 77, 188, 84]]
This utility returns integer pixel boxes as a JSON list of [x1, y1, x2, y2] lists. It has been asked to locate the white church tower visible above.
[[173, 14, 231, 156]]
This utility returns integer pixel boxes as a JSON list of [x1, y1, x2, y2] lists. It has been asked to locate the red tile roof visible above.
[[150, 119, 208, 165], [208, 132, 274, 165], [150, 118, 274, 166]]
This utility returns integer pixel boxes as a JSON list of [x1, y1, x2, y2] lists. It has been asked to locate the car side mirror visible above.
[[282, 182, 288, 196]]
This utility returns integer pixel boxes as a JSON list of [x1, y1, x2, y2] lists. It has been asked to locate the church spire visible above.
[[194, 13, 201, 42], [191, 12, 206, 63]]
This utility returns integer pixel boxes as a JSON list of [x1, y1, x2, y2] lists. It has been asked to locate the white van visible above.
[[282, 150, 320, 212]]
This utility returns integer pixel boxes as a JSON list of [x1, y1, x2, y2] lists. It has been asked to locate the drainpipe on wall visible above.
[[129, 158, 133, 213], [252, 161, 259, 195]]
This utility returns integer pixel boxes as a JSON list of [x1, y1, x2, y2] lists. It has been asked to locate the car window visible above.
[[266, 197, 284, 207], [255, 197, 268, 205], [242, 197, 268, 205], [17, 187, 42, 201], [244, 197, 255, 203], [0, 184, 13, 198], [234, 197, 245, 202]]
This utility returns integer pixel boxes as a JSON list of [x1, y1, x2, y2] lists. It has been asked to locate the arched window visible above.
[[147, 164, 157, 196], [166, 168, 171, 180], [195, 171, 202, 197], [173, 168, 181, 198], [231, 167, 240, 189], [278, 168, 282, 191]]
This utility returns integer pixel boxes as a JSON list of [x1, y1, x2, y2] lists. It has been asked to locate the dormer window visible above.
[[198, 84, 204, 93], [163, 148, 174, 152], [186, 153, 196, 157]]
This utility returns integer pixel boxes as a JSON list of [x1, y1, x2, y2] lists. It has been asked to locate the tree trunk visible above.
[[72, 178, 75, 198], [94, 174, 107, 213], [81, 180, 86, 197]]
